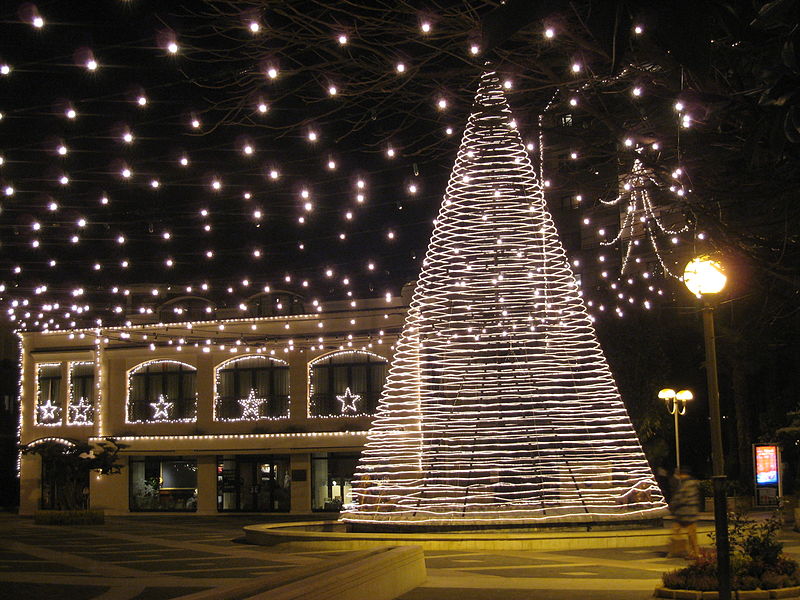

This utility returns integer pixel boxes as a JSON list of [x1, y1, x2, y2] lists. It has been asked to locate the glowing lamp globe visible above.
[[676, 390, 694, 403], [658, 388, 676, 401], [683, 255, 727, 296]]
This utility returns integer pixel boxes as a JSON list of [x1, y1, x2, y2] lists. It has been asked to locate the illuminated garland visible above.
[[15, 333, 24, 475], [341, 71, 667, 527]]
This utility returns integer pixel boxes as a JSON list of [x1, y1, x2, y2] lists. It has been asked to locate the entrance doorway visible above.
[[217, 455, 290, 512]]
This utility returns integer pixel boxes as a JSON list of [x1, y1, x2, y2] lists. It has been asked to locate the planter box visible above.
[[34, 509, 104, 525], [655, 587, 800, 599]]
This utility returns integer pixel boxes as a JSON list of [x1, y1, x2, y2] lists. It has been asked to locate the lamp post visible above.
[[683, 255, 730, 600], [659, 388, 693, 474]]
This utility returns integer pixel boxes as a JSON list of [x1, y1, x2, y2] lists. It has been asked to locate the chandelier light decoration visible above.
[[341, 71, 667, 528], [599, 157, 689, 279]]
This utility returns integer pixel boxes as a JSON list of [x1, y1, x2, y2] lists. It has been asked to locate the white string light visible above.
[[341, 71, 667, 527], [599, 158, 689, 278]]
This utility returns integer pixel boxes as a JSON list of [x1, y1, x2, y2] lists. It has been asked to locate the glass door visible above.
[[217, 455, 290, 512]]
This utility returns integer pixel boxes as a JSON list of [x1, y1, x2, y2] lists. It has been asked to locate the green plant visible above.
[[21, 438, 126, 510], [728, 511, 784, 565], [665, 510, 800, 591], [734, 575, 759, 591]]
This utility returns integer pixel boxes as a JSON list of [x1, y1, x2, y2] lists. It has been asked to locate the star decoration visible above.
[[37, 398, 61, 423], [149, 394, 173, 421], [238, 389, 267, 420], [336, 387, 361, 414], [68, 396, 93, 425]]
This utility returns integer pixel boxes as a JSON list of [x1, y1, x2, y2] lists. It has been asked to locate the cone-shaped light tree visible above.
[[341, 70, 668, 528]]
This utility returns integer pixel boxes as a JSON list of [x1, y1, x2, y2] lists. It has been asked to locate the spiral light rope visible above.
[[341, 71, 667, 527]]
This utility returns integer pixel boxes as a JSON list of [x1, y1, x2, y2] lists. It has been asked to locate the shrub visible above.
[[34, 509, 104, 525], [685, 573, 718, 591], [728, 511, 784, 564], [662, 570, 684, 589], [760, 572, 790, 590], [734, 575, 759, 590], [664, 510, 800, 591], [774, 556, 800, 576]]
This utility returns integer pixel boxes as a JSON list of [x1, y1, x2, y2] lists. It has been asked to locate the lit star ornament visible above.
[[68, 396, 93, 425], [336, 387, 361, 414], [149, 394, 173, 421], [38, 399, 61, 422], [238, 389, 266, 419]]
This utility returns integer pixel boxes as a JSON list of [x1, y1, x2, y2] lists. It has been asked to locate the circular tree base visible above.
[[244, 520, 713, 552]]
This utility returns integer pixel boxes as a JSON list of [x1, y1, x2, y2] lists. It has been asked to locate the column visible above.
[[195, 353, 214, 426], [18, 454, 41, 516], [290, 453, 312, 514], [196, 454, 217, 515], [90, 455, 129, 515], [289, 348, 309, 422]]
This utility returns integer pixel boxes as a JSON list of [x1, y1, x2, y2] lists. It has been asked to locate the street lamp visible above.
[[659, 388, 693, 473], [683, 254, 730, 600]]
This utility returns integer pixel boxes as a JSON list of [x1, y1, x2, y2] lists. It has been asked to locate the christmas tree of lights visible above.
[[341, 70, 668, 528]]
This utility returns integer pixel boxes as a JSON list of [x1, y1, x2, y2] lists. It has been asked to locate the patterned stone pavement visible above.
[[2, 513, 799, 600], [0, 514, 350, 600], [398, 529, 800, 600]]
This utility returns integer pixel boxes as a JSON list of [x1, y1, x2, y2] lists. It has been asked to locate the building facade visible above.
[[18, 291, 407, 515]]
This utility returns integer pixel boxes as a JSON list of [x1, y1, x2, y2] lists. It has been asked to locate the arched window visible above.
[[158, 297, 214, 323], [309, 351, 387, 417], [128, 361, 197, 423], [215, 356, 289, 420], [248, 291, 305, 317]]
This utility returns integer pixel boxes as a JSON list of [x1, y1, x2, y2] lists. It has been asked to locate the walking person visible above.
[[668, 468, 700, 558]]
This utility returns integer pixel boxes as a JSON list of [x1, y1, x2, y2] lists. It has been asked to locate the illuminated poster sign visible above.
[[755, 445, 779, 485]]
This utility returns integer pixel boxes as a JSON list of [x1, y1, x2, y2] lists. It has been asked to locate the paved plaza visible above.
[[1, 513, 800, 600]]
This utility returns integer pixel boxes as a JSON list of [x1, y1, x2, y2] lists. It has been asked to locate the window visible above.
[[215, 356, 289, 420], [311, 452, 360, 511], [560, 113, 574, 127], [128, 361, 197, 422], [559, 195, 580, 210], [68, 362, 94, 426], [36, 364, 62, 425], [309, 351, 387, 417], [248, 292, 305, 317], [217, 455, 290, 512], [129, 456, 197, 512]]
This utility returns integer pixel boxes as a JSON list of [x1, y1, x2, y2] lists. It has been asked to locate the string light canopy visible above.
[[0, 2, 700, 335], [341, 71, 667, 528]]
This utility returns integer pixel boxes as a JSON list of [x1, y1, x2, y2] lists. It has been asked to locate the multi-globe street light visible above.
[[683, 254, 730, 600], [658, 388, 693, 474]]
